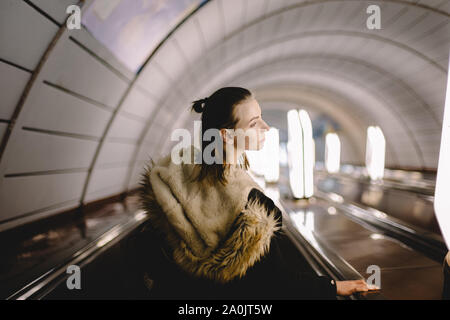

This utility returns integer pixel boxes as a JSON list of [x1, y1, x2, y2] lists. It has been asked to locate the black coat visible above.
[[126, 187, 337, 300]]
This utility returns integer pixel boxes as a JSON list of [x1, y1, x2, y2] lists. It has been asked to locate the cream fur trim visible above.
[[147, 145, 263, 257]]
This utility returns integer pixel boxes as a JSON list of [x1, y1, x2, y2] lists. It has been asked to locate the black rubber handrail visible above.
[[316, 169, 435, 197]]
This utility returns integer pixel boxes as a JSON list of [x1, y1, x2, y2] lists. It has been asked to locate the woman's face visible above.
[[232, 97, 270, 151]]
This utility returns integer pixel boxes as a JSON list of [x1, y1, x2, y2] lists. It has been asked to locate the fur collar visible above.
[[138, 145, 281, 283]]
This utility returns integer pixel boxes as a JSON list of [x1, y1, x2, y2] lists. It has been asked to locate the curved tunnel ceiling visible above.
[[153, 0, 449, 171], [0, 0, 448, 231]]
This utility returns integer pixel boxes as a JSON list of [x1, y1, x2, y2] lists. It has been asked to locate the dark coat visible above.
[[129, 186, 337, 299]]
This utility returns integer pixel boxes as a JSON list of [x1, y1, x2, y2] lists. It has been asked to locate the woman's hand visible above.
[[336, 280, 379, 296]]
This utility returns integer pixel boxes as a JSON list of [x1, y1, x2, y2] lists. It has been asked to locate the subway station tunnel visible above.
[[0, 0, 450, 300]]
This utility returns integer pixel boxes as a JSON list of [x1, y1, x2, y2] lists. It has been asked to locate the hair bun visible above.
[[192, 97, 208, 114]]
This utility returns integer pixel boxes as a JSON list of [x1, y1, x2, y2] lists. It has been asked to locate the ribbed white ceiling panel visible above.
[[136, 62, 176, 101], [172, 19, 204, 67], [43, 38, 129, 107], [4, 131, 97, 174], [0, 0, 59, 70], [0, 63, 30, 120], [22, 82, 111, 138], [0, 172, 86, 230], [106, 114, 145, 142], [120, 88, 157, 119], [152, 41, 189, 87], [28, 0, 81, 25], [84, 166, 129, 203], [0, 124, 8, 147], [95, 141, 137, 168], [196, 0, 226, 47]]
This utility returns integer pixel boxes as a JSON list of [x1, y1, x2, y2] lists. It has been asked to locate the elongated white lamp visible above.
[[287, 109, 304, 198], [325, 133, 341, 173], [366, 126, 385, 180], [287, 109, 315, 198], [299, 110, 314, 198], [263, 127, 280, 183], [434, 53, 450, 250]]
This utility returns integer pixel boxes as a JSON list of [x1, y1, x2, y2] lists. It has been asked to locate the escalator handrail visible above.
[[274, 198, 383, 299], [316, 169, 435, 197], [315, 190, 448, 262]]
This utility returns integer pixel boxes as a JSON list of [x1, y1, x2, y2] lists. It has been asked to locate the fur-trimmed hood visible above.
[[138, 145, 281, 283]]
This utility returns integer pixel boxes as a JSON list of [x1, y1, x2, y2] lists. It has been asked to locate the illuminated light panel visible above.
[[263, 127, 280, 183], [299, 110, 314, 198], [287, 109, 304, 198], [287, 109, 315, 198], [279, 142, 288, 166], [312, 139, 316, 169], [325, 133, 341, 173], [365, 126, 386, 180], [434, 53, 450, 250], [248, 126, 280, 183]]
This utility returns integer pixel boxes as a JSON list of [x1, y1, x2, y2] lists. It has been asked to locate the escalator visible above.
[[273, 165, 445, 300], [314, 168, 446, 261], [315, 168, 438, 232], [2, 166, 446, 300], [0, 193, 149, 300]]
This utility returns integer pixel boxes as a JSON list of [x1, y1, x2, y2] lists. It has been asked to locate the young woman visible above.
[[136, 87, 371, 299]]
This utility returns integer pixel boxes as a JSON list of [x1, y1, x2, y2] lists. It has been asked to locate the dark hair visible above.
[[190, 87, 253, 186]]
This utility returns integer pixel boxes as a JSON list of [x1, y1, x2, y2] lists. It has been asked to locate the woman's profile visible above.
[[136, 86, 372, 299]]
